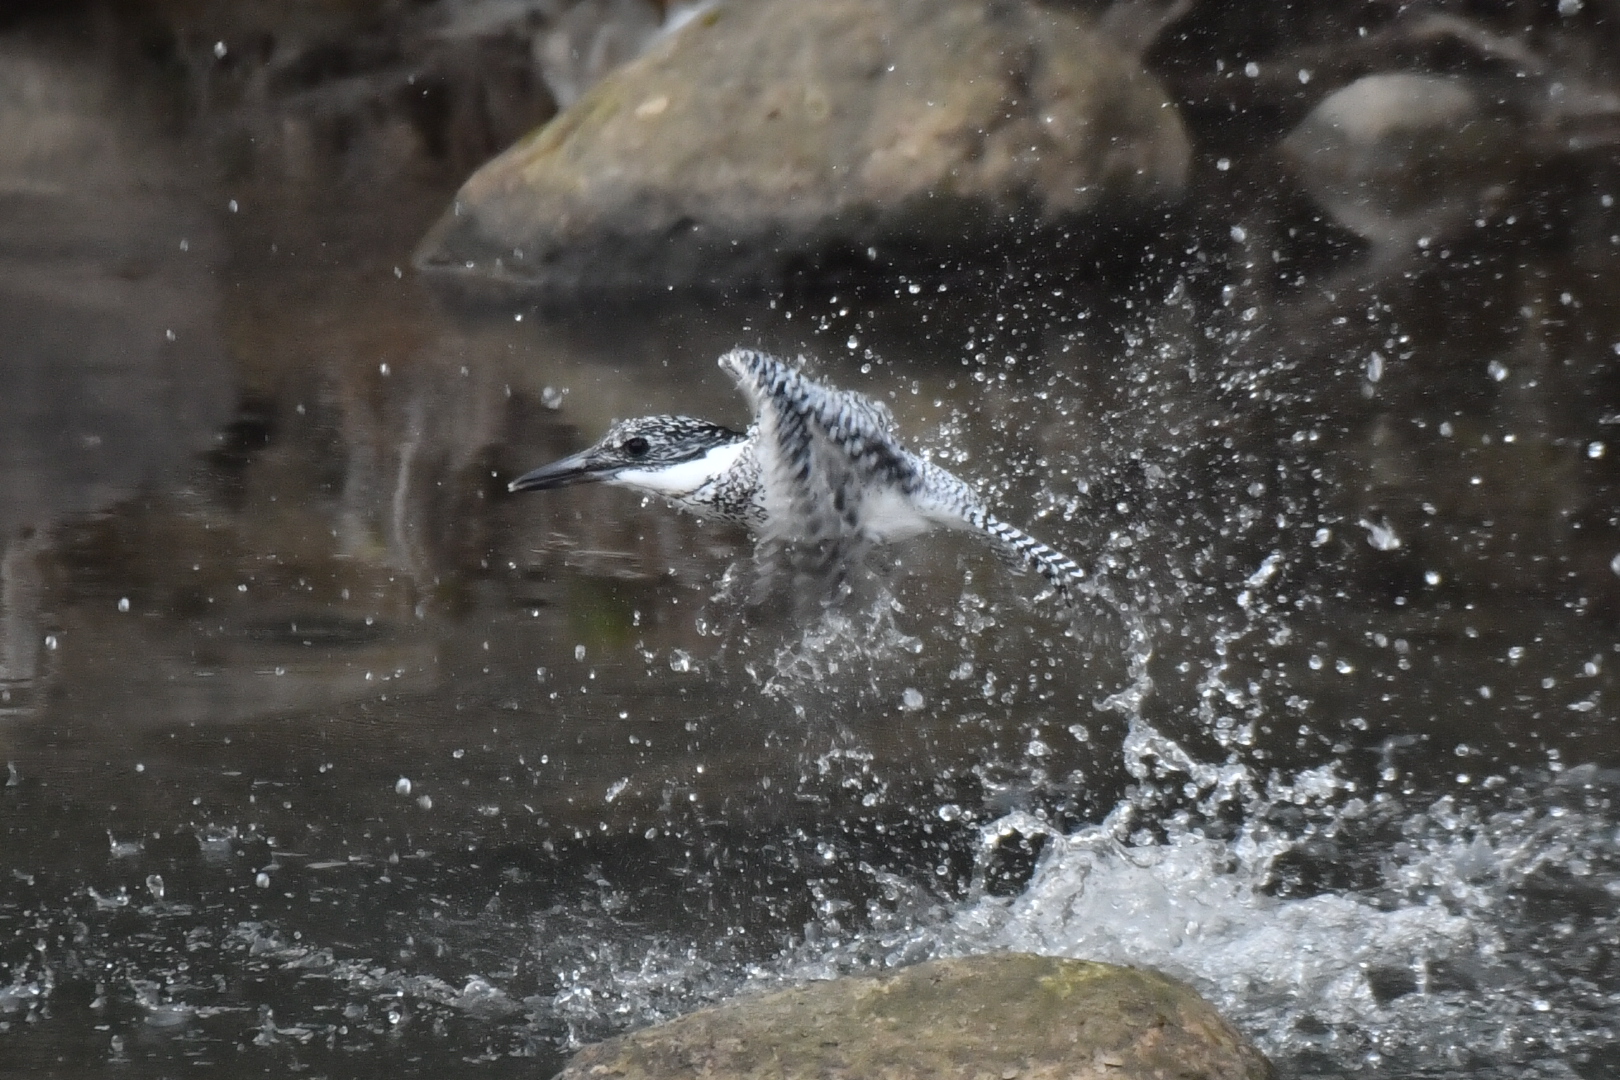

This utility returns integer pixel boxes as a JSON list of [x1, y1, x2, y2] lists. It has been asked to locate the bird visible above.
[[508, 349, 1086, 605]]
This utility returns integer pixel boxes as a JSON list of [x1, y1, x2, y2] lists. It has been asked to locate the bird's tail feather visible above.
[[971, 511, 1086, 606]]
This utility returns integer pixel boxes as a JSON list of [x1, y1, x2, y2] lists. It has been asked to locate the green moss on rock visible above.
[[416, 0, 1189, 296], [553, 953, 1274, 1080]]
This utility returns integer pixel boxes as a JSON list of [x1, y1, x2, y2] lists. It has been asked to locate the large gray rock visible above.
[[415, 0, 1190, 295], [551, 953, 1274, 1080]]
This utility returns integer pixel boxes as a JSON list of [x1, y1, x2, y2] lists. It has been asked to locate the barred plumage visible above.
[[509, 349, 1087, 606]]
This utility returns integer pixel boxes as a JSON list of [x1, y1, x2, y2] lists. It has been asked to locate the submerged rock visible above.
[[1280, 73, 1519, 256], [415, 0, 1190, 295], [551, 953, 1273, 1080]]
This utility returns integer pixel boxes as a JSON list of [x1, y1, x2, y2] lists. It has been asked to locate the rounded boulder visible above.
[[415, 0, 1190, 295], [551, 952, 1274, 1080]]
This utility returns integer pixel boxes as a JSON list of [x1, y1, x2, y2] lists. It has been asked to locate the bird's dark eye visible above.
[[623, 436, 651, 457]]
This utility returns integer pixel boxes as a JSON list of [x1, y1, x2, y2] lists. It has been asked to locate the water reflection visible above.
[[3, 7, 1620, 1080], [0, 30, 230, 716]]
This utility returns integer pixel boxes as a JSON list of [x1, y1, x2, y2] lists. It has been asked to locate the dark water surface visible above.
[[4, 10, 1620, 1080]]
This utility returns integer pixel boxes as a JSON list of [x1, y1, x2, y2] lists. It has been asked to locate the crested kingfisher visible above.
[[509, 349, 1086, 604]]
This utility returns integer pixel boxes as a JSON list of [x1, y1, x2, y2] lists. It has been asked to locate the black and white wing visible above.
[[719, 348, 1087, 606], [720, 349, 918, 593], [969, 508, 1089, 606], [907, 457, 1088, 606]]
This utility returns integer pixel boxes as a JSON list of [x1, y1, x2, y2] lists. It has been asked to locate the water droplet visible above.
[[1359, 518, 1401, 551], [1486, 360, 1508, 382], [145, 874, 164, 900], [668, 649, 693, 673], [395, 777, 412, 796], [936, 803, 961, 822], [254, 872, 270, 888], [1588, 441, 1605, 459], [117, 597, 129, 613], [574, 644, 586, 661], [900, 688, 924, 711], [416, 794, 432, 810]]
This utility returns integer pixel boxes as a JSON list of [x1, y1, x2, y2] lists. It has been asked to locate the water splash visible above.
[[752, 590, 923, 702], [764, 754, 1620, 1079]]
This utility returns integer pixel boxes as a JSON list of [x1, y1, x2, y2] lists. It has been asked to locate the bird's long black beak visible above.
[[507, 451, 610, 493]]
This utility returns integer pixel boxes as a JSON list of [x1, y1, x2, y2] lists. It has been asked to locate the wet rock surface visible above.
[[414, 0, 1191, 295], [553, 953, 1274, 1080]]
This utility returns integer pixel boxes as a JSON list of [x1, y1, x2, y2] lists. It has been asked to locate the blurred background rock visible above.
[[413, 0, 1194, 295], [7, 1, 1614, 292]]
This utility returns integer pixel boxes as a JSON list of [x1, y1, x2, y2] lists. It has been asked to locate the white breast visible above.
[[860, 488, 935, 542]]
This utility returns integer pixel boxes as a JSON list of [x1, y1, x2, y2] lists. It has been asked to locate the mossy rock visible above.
[[415, 0, 1189, 296], [553, 952, 1274, 1080]]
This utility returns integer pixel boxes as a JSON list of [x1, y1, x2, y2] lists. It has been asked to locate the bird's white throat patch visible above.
[[609, 440, 749, 500]]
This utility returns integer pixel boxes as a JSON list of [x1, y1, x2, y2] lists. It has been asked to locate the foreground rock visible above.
[[415, 0, 1190, 296], [552, 953, 1273, 1080]]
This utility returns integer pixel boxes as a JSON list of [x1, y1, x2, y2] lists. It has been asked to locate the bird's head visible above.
[[508, 415, 746, 494]]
